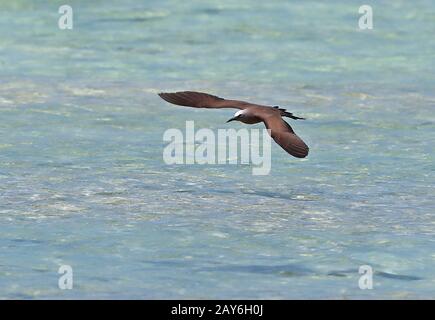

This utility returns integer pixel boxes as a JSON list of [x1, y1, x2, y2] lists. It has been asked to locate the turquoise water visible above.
[[0, 0, 434, 299]]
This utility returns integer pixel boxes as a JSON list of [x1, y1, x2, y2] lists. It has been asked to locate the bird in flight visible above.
[[158, 91, 309, 158]]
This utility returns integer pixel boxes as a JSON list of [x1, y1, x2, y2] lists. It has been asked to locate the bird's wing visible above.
[[158, 91, 249, 109], [260, 113, 309, 158]]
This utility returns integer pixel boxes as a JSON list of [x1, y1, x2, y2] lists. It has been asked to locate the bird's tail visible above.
[[273, 106, 306, 120], [283, 111, 305, 120]]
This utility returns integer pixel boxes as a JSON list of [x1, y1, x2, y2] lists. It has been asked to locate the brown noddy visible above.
[[158, 91, 309, 158]]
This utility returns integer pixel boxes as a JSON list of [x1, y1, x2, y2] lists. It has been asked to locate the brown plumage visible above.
[[158, 91, 309, 158]]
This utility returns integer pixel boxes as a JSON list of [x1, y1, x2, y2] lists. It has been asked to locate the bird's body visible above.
[[231, 109, 262, 124], [158, 91, 309, 158]]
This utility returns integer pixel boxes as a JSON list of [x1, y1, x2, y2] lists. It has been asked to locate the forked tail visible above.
[[273, 106, 306, 120]]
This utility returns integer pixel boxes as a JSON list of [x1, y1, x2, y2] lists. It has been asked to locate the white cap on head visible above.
[[234, 110, 245, 117]]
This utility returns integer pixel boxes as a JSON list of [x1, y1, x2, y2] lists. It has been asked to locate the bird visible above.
[[158, 91, 309, 158]]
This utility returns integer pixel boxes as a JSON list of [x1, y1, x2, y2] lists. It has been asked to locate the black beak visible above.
[[226, 117, 237, 123]]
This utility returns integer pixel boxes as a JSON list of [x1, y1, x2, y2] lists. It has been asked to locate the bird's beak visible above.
[[226, 117, 237, 123]]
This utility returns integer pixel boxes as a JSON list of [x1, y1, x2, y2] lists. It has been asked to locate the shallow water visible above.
[[0, 0, 434, 299]]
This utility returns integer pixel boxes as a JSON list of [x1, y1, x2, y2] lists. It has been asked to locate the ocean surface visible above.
[[0, 0, 434, 299]]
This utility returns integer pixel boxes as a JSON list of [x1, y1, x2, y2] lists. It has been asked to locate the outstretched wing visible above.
[[159, 91, 309, 158], [158, 91, 248, 109], [261, 113, 309, 158]]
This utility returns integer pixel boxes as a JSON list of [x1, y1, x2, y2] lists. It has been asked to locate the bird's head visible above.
[[226, 110, 245, 123]]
